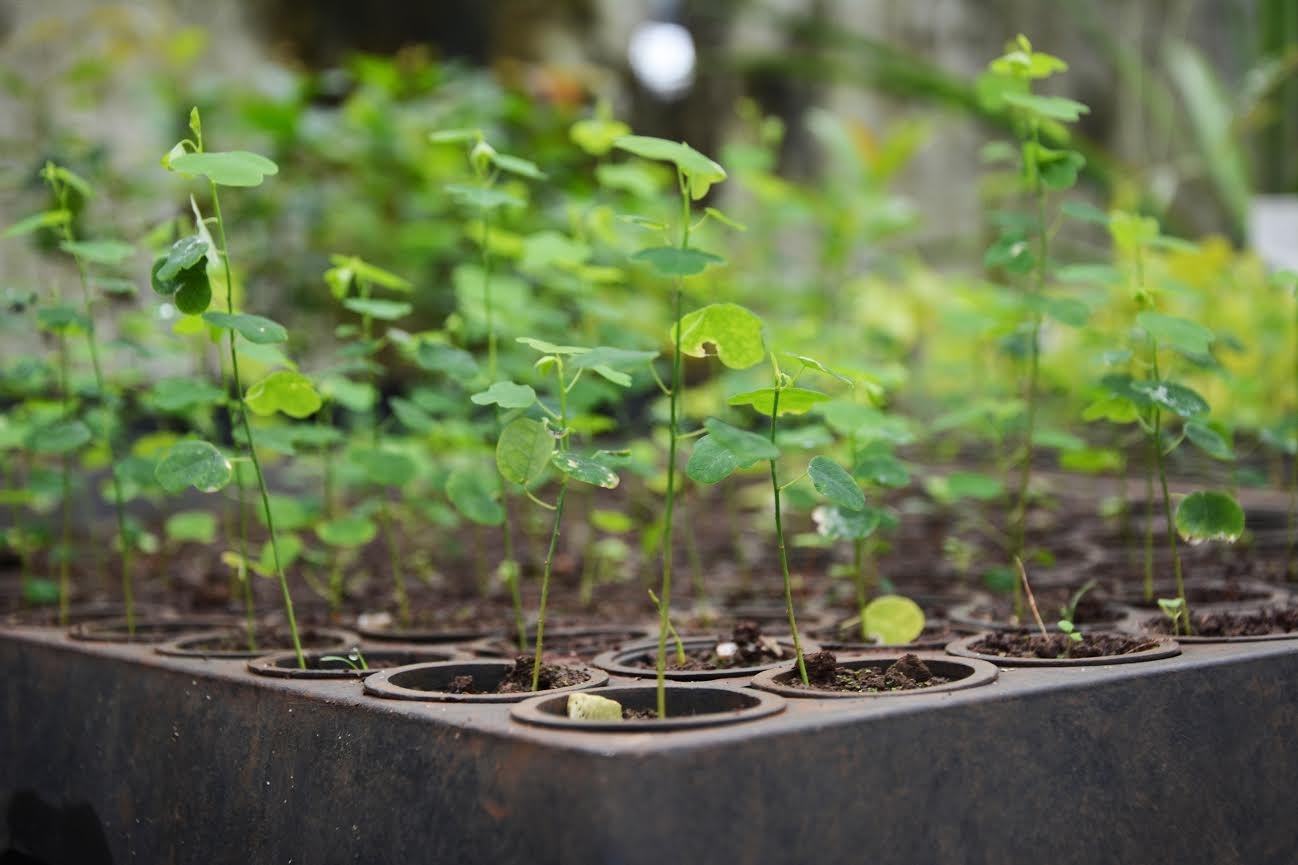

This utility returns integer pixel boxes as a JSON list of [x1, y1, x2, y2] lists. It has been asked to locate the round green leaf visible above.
[[551, 452, 619, 489], [496, 418, 554, 486], [21, 578, 60, 606], [59, 239, 134, 265], [154, 236, 209, 281], [1184, 422, 1234, 461], [675, 303, 765, 370], [352, 449, 417, 487], [316, 516, 378, 548], [202, 312, 288, 344], [174, 267, 212, 315], [169, 151, 279, 187], [862, 595, 926, 644], [685, 435, 743, 484], [27, 420, 92, 455], [445, 467, 504, 526], [245, 371, 322, 419], [155, 440, 233, 494], [808, 456, 866, 511], [703, 418, 779, 465], [1176, 491, 1245, 543], [342, 298, 412, 321], [164, 511, 217, 544]]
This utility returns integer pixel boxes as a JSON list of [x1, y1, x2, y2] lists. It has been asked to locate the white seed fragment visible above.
[[567, 692, 624, 721]]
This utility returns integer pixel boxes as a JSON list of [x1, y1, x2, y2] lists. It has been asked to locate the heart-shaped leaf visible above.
[[170, 151, 279, 187], [245, 371, 322, 418], [155, 440, 233, 493]]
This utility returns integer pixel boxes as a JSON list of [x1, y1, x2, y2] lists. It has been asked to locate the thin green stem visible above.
[[1151, 407, 1190, 633], [56, 337, 72, 627], [656, 174, 692, 719], [211, 181, 303, 668], [769, 387, 808, 685], [532, 360, 572, 691], [503, 499, 526, 650], [854, 538, 868, 641], [55, 180, 134, 635]]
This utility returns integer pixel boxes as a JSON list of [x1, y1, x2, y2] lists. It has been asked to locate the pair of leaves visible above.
[[151, 236, 212, 315], [495, 418, 617, 490]]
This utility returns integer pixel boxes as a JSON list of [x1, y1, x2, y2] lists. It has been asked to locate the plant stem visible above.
[[854, 538, 869, 641], [58, 208, 135, 635], [503, 501, 526, 650], [56, 337, 72, 627], [656, 175, 691, 719], [1143, 467, 1156, 601], [769, 387, 809, 685], [210, 181, 304, 668], [532, 479, 568, 691], [1010, 139, 1048, 619]]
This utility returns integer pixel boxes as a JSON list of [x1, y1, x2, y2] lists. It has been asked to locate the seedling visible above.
[[319, 647, 369, 671], [1056, 578, 1097, 642], [688, 342, 866, 685], [153, 107, 318, 667], [475, 337, 654, 689], [610, 134, 734, 715], [1087, 210, 1245, 633], [983, 34, 1090, 618]]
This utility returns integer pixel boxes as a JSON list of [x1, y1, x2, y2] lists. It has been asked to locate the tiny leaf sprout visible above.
[[1158, 597, 1188, 636], [319, 647, 369, 672]]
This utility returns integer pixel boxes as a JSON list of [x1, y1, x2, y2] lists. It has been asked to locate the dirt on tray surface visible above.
[[179, 627, 345, 653], [795, 651, 950, 693], [969, 630, 1162, 659], [1144, 606, 1298, 638], [447, 656, 589, 694]]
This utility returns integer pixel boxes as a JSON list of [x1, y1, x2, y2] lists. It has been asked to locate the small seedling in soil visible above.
[[688, 344, 865, 685], [983, 34, 1090, 618], [154, 107, 317, 667], [610, 133, 735, 716], [319, 647, 369, 671], [1056, 579, 1098, 642], [477, 337, 653, 689]]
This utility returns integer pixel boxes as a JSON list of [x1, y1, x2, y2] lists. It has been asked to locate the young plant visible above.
[[432, 128, 546, 621], [152, 107, 319, 667], [983, 35, 1090, 615], [475, 337, 654, 690], [1088, 212, 1244, 632], [610, 134, 732, 716], [322, 255, 417, 624], [687, 338, 867, 685]]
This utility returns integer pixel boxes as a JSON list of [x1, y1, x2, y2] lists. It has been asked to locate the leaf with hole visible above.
[[675, 303, 764, 369], [155, 440, 232, 493]]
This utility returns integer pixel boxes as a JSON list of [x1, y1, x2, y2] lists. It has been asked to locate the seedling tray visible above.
[[3, 626, 1297, 864]]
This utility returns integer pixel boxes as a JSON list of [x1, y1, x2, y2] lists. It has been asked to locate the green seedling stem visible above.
[[656, 172, 691, 718], [191, 123, 304, 668], [44, 165, 136, 634], [767, 374, 809, 685]]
